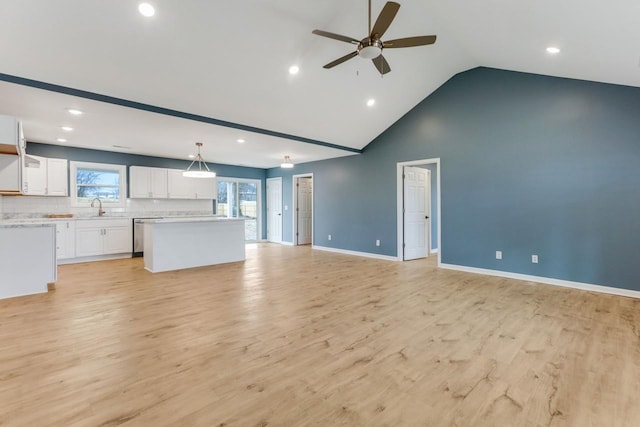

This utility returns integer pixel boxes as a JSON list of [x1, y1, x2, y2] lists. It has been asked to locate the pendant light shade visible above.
[[281, 155, 294, 169], [183, 142, 216, 178]]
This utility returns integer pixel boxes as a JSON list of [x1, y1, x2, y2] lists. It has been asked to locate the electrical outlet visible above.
[[376, 239, 380, 246], [496, 251, 502, 260], [328, 234, 332, 241], [532, 255, 539, 264], [284, 205, 288, 211]]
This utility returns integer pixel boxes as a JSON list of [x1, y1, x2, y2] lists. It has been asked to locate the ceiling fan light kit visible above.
[[183, 142, 216, 178], [312, 1, 437, 75]]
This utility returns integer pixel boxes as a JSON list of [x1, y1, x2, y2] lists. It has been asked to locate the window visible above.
[[70, 161, 127, 207], [216, 178, 261, 241]]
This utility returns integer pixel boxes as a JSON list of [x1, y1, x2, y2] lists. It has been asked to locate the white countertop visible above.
[[140, 217, 244, 224], [0, 214, 221, 224], [0, 222, 56, 229]]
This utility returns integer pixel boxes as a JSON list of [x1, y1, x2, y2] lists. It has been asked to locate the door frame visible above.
[[292, 173, 314, 246], [218, 176, 263, 242], [266, 177, 283, 243], [396, 158, 441, 265]]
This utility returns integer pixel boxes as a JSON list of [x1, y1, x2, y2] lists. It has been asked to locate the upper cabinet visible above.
[[129, 166, 168, 199], [0, 115, 23, 194], [167, 169, 216, 200], [23, 155, 68, 196], [166, 169, 191, 199], [131, 166, 217, 200], [0, 115, 24, 154], [192, 174, 217, 199]]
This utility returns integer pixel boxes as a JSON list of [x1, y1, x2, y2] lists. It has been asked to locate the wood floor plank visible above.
[[0, 243, 639, 426]]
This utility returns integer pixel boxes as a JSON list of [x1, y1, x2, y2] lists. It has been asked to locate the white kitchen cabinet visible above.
[[55, 221, 76, 259], [103, 225, 132, 254], [23, 155, 68, 196], [167, 168, 216, 199], [167, 169, 192, 199], [193, 175, 217, 199], [46, 158, 68, 196], [75, 227, 103, 257], [75, 219, 132, 257], [0, 224, 56, 300], [0, 154, 21, 193], [0, 115, 22, 150], [129, 166, 168, 199]]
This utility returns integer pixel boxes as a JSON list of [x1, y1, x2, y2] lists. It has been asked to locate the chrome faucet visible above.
[[90, 197, 105, 216]]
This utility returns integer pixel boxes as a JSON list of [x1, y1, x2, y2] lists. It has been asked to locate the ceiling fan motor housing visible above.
[[358, 37, 383, 59]]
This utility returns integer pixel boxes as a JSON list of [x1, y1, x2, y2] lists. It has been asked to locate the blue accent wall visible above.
[[27, 143, 268, 238], [268, 67, 640, 292]]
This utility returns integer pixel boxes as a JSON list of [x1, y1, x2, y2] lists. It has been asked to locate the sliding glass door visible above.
[[217, 178, 261, 241]]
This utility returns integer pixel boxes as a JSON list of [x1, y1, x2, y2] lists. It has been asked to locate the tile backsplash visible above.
[[0, 195, 213, 219]]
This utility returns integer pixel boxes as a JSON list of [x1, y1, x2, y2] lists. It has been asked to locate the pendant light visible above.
[[183, 142, 216, 178], [281, 155, 294, 169]]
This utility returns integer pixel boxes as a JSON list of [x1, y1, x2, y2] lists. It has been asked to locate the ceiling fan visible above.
[[312, 0, 437, 75]]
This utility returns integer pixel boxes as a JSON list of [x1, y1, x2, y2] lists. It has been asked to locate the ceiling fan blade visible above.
[[312, 30, 359, 45], [370, 2, 400, 39], [372, 55, 391, 75], [323, 51, 358, 69], [384, 35, 437, 48]]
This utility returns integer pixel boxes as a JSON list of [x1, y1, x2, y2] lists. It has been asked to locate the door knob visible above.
[[425, 216, 429, 219]]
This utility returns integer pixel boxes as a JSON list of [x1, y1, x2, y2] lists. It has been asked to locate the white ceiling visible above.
[[0, 0, 638, 168]]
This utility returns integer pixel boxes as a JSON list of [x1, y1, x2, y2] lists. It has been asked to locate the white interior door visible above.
[[296, 177, 313, 245], [403, 166, 430, 260], [267, 178, 282, 242]]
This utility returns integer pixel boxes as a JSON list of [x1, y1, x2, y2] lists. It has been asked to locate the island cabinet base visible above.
[[143, 219, 245, 273], [0, 225, 56, 300]]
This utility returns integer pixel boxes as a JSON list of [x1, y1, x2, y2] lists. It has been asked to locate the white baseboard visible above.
[[279, 241, 294, 246], [439, 263, 640, 300], [312, 245, 399, 262], [430, 248, 439, 254], [58, 253, 132, 265]]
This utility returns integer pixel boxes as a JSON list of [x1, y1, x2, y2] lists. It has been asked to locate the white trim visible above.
[[292, 173, 314, 246], [397, 158, 441, 266], [217, 176, 262, 242], [280, 241, 294, 246], [313, 245, 400, 262], [266, 177, 283, 243], [70, 161, 127, 207], [430, 248, 439, 254], [440, 263, 640, 300], [58, 253, 132, 265]]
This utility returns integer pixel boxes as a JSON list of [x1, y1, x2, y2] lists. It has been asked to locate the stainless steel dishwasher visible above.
[[133, 218, 159, 257]]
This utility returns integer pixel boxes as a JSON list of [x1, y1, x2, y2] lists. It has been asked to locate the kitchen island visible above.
[[142, 217, 245, 273], [0, 223, 56, 299]]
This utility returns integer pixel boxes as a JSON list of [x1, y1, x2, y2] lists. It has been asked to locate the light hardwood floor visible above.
[[1, 244, 639, 426]]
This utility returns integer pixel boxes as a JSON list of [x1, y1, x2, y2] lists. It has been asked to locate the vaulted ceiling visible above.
[[0, 1, 638, 168]]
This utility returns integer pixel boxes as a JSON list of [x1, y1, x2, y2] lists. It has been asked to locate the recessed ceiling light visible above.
[[61, 126, 74, 131], [138, 3, 155, 17], [237, 138, 245, 143], [289, 65, 300, 75], [366, 98, 376, 107], [67, 109, 83, 116], [56, 138, 67, 143], [546, 46, 560, 54]]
